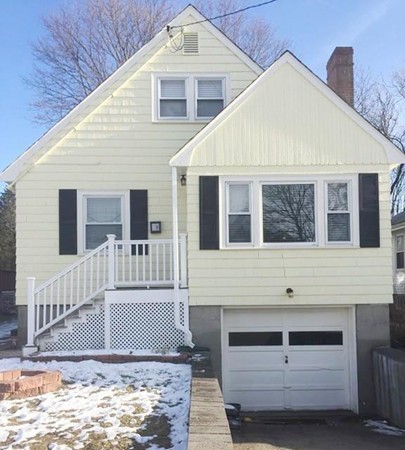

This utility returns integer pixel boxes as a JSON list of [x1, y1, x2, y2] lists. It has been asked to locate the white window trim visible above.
[[220, 175, 359, 249], [77, 191, 130, 254], [225, 182, 254, 248], [152, 73, 230, 122]]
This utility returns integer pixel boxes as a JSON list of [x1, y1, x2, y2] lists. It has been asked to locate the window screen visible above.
[[196, 79, 224, 118], [262, 184, 315, 243], [159, 79, 187, 118], [327, 183, 351, 242], [227, 184, 251, 244], [85, 197, 123, 250]]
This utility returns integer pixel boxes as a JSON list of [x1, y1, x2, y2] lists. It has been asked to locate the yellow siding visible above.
[[190, 61, 388, 167], [187, 166, 393, 306], [15, 15, 258, 305]]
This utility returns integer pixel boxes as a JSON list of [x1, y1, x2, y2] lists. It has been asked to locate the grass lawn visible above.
[[0, 358, 191, 449]]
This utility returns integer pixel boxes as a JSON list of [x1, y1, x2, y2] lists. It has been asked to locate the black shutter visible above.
[[59, 190, 77, 255], [359, 173, 380, 248], [130, 190, 148, 255], [199, 176, 219, 249]]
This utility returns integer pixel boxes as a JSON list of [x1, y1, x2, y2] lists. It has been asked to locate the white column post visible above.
[[107, 234, 116, 290], [171, 168, 180, 289], [104, 294, 111, 351], [179, 233, 188, 288], [26, 277, 36, 346]]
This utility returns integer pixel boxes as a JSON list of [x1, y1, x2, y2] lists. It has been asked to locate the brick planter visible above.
[[0, 370, 62, 400]]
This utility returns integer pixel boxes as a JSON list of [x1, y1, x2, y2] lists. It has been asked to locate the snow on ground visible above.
[[365, 419, 405, 437], [36, 349, 179, 357], [0, 358, 191, 450], [0, 318, 17, 340]]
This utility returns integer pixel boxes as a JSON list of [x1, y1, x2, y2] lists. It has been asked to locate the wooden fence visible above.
[[373, 347, 405, 428]]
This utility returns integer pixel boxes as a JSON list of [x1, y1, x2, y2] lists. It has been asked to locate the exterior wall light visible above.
[[286, 288, 294, 298], [180, 175, 187, 186]]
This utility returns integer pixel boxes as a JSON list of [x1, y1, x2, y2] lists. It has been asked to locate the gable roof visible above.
[[170, 51, 405, 167], [0, 5, 262, 184]]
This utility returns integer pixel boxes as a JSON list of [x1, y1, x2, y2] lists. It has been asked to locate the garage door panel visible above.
[[228, 350, 283, 370], [289, 389, 349, 410], [228, 391, 285, 411], [228, 309, 284, 327], [288, 349, 346, 366], [285, 309, 347, 327], [228, 370, 285, 389], [288, 369, 346, 387]]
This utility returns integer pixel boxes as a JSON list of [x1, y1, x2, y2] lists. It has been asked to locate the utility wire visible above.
[[170, 0, 279, 29]]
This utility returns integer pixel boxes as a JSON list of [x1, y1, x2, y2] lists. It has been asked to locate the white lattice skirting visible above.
[[42, 289, 188, 352]]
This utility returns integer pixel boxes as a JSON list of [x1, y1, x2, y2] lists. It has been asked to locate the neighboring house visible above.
[[392, 211, 405, 294], [1, 6, 404, 415]]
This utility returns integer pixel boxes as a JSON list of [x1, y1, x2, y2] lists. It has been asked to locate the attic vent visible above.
[[183, 33, 199, 54]]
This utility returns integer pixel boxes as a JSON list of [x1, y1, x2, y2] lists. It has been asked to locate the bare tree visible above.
[[27, 0, 174, 124], [27, 0, 289, 124], [196, 0, 289, 68], [355, 69, 405, 215]]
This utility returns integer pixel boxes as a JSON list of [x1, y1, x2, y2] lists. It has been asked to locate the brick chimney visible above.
[[326, 47, 354, 106]]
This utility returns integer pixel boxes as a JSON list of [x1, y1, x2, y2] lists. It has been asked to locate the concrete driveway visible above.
[[232, 419, 405, 450]]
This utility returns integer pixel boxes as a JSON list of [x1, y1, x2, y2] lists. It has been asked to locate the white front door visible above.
[[223, 307, 355, 411]]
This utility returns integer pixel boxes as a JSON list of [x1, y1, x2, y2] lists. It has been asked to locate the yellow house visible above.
[[1, 6, 404, 415]]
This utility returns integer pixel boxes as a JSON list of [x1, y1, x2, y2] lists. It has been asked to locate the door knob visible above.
[[285, 355, 289, 364]]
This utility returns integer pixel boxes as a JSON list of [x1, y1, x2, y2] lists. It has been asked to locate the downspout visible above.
[[172, 167, 194, 347]]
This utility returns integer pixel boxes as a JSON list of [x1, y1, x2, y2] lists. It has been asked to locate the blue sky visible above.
[[0, 0, 404, 184]]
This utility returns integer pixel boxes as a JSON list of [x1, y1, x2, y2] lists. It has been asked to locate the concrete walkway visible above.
[[233, 420, 405, 450]]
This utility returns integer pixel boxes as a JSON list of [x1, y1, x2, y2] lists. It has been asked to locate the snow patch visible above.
[[365, 419, 405, 437], [0, 358, 191, 449]]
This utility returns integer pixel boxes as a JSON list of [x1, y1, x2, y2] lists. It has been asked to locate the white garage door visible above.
[[223, 308, 354, 411]]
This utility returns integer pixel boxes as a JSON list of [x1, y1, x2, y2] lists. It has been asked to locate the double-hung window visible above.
[[196, 78, 225, 119], [159, 78, 187, 119], [396, 235, 405, 269], [154, 74, 227, 121], [226, 183, 252, 245], [326, 182, 351, 242], [81, 194, 125, 251]]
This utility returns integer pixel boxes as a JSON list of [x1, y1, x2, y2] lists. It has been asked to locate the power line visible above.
[[170, 0, 279, 29]]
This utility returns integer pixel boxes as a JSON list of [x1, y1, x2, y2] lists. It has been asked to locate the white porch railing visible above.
[[26, 234, 188, 347]]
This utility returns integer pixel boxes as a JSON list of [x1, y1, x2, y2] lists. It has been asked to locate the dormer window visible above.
[[153, 73, 228, 121]]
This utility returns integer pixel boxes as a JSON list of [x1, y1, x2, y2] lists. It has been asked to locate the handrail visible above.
[[34, 241, 109, 294]]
